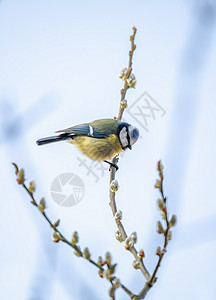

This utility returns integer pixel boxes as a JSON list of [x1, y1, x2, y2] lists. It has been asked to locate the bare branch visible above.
[[109, 27, 150, 281]]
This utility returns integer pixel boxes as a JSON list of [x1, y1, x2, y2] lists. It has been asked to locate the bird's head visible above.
[[118, 123, 139, 150]]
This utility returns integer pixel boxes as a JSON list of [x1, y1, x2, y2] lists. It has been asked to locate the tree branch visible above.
[[109, 27, 150, 281], [12, 163, 134, 299]]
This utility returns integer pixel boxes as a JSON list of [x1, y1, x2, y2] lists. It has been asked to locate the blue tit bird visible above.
[[36, 118, 139, 170]]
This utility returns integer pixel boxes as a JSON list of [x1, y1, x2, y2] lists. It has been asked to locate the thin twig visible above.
[[148, 176, 169, 286], [109, 26, 150, 281], [13, 164, 134, 299], [120, 283, 136, 299], [136, 163, 174, 299]]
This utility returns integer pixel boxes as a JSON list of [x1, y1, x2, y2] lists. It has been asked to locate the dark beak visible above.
[[128, 145, 132, 150]]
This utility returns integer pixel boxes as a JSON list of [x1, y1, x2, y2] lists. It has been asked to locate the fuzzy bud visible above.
[[104, 269, 112, 280], [157, 160, 164, 174], [161, 210, 166, 220], [71, 231, 79, 245], [169, 215, 177, 227], [28, 180, 36, 194], [126, 74, 136, 88], [132, 260, 140, 270], [109, 263, 117, 275], [167, 230, 172, 241], [38, 197, 46, 213], [74, 246, 82, 257], [155, 179, 162, 191], [157, 198, 165, 210], [115, 230, 123, 243], [105, 252, 112, 265], [118, 67, 128, 80], [83, 247, 91, 260], [138, 249, 145, 258], [157, 221, 165, 234], [112, 278, 120, 288], [52, 231, 61, 243], [54, 219, 60, 227], [120, 99, 128, 109], [125, 237, 134, 249], [110, 179, 119, 193], [98, 269, 103, 278], [115, 210, 122, 221], [109, 286, 115, 297], [17, 168, 25, 185], [130, 232, 138, 244], [132, 26, 137, 32], [156, 246, 161, 256], [97, 256, 103, 266]]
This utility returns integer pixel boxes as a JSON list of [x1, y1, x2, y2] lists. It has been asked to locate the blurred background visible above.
[[0, 0, 216, 299]]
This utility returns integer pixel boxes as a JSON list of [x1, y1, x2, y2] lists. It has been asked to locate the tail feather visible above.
[[36, 133, 72, 146]]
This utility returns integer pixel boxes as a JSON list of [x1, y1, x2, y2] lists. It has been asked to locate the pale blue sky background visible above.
[[0, 0, 216, 299]]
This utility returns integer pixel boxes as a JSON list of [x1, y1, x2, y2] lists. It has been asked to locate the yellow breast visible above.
[[70, 134, 123, 161]]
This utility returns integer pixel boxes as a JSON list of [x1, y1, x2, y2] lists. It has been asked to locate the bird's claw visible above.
[[104, 160, 119, 171]]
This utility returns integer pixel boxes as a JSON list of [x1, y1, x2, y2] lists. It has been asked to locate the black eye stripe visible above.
[[117, 125, 130, 150], [126, 127, 131, 146]]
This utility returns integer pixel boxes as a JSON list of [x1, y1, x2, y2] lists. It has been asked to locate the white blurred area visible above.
[[0, 0, 216, 299]]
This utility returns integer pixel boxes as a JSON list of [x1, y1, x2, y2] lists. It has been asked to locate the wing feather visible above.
[[55, 122, 110, 138]]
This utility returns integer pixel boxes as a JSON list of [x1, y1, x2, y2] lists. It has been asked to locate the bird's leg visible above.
[[104, 160, 119, 171]]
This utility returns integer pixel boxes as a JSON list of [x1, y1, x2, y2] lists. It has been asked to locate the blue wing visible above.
[[55, 123, 109, 139]]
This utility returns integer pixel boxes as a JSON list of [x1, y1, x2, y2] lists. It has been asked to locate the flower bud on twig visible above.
[[104, 269, 112, 280], [97, 256, 103, 266], [167, 230, 172, 241], [126, 74, 137, 88], [52, 231, 61, 243], [112, 278, 120, 288], [115, 230, 123, 243], [125, 237, 134, 250], [169, 215, 177, 227], [157, 198, 165, 210], [138, 249, 145, 258], [132, 26, 137, 33], [98, 269, 103, 278], [130, 232, 138, 244], [74, 245, 82, 257], [109, 286, 115, 297], [109, 263, 117, 275], [115, 210, 122, 221], [155, 179, 162, 192], [161, 211, 166, 220], [120, 99, 128, 109], [110, 179, 119, 192], [71, 231, 79, 245], [133, 260, 140, 270], [17, 168, 25, 185], [83, 247, 91, 260], [157, 160, 164, 174], [105, 252, 112, 265], [54, 219, 60, 227], [28, 180, 36, 194], [38, 197, 46, 213], [156, 246, 161, 256], [157, 221, 165, 234], [118, 67, 128, 80]]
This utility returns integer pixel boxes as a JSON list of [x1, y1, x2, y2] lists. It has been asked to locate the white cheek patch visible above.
[[119, 127, 129, 148]]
